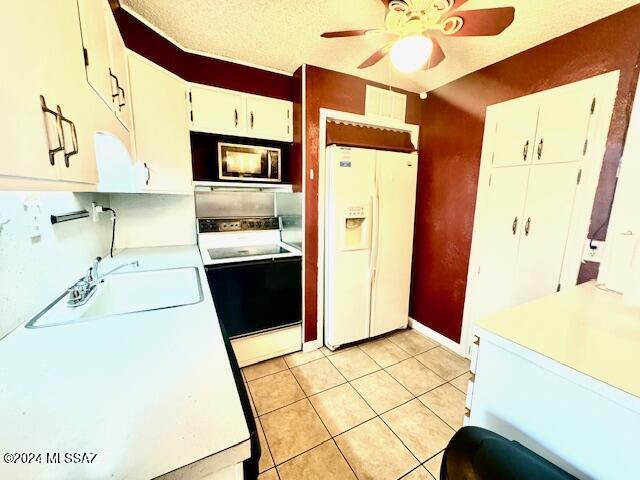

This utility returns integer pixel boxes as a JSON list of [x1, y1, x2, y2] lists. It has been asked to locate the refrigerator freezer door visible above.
[[370, 150, 418, 337], [325, 146, 376, 347]]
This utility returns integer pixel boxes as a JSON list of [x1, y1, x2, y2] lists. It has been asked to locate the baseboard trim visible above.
[[303, 339, 322, 352], [408, 317, 467, 358]]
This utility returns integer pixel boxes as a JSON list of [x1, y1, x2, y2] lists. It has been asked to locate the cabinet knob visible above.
[[234, 108, 238, 127], [525, 217, 531, 236], [250, 112, 254, 129], [522, 140, 529, 162], [512, 216, 518, 235]]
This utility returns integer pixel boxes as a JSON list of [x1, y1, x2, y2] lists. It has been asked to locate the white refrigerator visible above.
[[324, 146, 418, 349]]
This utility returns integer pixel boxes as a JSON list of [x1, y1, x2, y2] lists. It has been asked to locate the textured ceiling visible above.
[[121, 0, 640, 93]]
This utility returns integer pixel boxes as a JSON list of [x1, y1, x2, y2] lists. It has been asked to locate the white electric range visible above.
[[197, 217, 303, 366]]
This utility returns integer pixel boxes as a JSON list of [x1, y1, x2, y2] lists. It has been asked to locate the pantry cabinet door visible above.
[[128, 54, 192, 192], [475, 166, 530, 319], [514, 163, 581, 304], [190, 85, 245, 135], [246, 96, 292, 141], [533, 89, 593, 164], [490, 97, 539, 167], [77, 0, 113, 107]]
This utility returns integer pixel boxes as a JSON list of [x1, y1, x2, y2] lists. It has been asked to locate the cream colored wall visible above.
[[0, 192, 112, 338], [109, 193, 196, 249]]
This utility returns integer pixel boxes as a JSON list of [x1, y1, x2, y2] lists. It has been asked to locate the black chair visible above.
[[440, 427, 578, 480]]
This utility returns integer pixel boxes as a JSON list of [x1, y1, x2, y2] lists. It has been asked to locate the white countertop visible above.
[[0, 246, 250, 480], [476, 280, 640, 398]]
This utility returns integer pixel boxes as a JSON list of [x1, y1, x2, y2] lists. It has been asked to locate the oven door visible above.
[[218, 143, 281, 182], [205, 257, 301, 338]]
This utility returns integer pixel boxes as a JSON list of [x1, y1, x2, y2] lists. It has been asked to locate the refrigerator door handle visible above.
[[369, 193, 378, 273], [370, 161, 382, 329]]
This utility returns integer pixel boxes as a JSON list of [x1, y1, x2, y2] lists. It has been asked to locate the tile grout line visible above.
[[248, 329, 469, 478], [245, 384, 280, 477], [331, 337, 427, 476], [271, 353, 362, 478]]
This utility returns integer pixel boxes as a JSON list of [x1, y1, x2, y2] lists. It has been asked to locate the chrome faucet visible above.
[[96, 260, 139, 281], [67, 257, 139, 307]]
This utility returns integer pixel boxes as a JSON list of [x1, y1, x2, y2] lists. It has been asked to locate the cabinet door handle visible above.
[[109, 70, 120, 103], [250, 112, 254, 129], [234, 108, 238, 127], [522, 140, 529, 162], [525, 217, 531, 236], [40, 95, 64, 166], [144, 162, 151, 185], [59, 108, 79, 168], [537, 138, 543, 160], [117, 86, 126, 109], [512, 216, 518, 235]]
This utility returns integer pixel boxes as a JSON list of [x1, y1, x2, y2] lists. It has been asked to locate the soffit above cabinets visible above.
[[121, 0, 639, 93]]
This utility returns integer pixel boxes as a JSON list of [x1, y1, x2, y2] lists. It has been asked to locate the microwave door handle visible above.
[[267, 153, 272, 179]]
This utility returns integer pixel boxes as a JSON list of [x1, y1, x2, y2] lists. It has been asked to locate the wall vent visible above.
[[365, 85, 407, 123]]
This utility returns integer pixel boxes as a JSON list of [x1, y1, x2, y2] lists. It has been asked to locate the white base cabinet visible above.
[[468, 330, 640, 480]]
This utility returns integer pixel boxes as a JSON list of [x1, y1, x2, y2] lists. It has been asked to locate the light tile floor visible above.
[[243, 329, 471, 480]]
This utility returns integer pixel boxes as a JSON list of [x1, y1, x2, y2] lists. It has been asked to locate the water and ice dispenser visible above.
[[343, 206, 369, 250]]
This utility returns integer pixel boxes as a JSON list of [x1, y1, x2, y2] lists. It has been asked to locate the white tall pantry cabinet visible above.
[[470, 76, 613, 323]]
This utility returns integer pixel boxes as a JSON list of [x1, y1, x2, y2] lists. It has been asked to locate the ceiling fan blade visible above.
[[446, 7, 515, 37], [321, 29, 375, 38], [450, 0, 471, 9], [424, 38, 446, 69], [358, 44, 392, 69]]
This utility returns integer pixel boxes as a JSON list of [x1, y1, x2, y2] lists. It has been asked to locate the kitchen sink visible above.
[[28, 267, 203, 328]]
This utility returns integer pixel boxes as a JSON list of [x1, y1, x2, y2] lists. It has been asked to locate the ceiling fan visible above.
[[321, 0, 515, 73]]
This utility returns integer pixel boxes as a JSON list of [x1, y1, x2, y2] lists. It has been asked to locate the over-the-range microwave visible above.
[[218, 142, 281, 182], [191, 132, 290, 184]]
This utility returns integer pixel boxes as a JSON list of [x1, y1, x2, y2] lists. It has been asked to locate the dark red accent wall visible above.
[[410, 5, 640, 342], [112, 7, 294, 101], [304, 65, 421, 342]]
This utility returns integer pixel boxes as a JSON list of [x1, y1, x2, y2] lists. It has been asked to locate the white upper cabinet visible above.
[[105, 11, 132, 131], [534, 89, 594, 164], [1, 0, 105, 187], [491, 96, 539, 167], [1, 1, 59, 182], [128, 53, 192, 193], [76, 0, 112, 107], [189, 84, 293, 142], [77, 0, 131, 131], [190, 85, 245, 135], [246, 96, 292, 141]]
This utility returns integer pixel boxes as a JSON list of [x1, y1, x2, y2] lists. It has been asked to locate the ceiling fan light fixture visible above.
[[390, 35, 433, 73]]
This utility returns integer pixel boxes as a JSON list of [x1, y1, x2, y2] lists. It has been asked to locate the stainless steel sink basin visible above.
[[28, 267, 203, 328]]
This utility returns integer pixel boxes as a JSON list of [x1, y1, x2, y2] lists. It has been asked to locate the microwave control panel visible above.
[[198, 217, 280, 233]]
